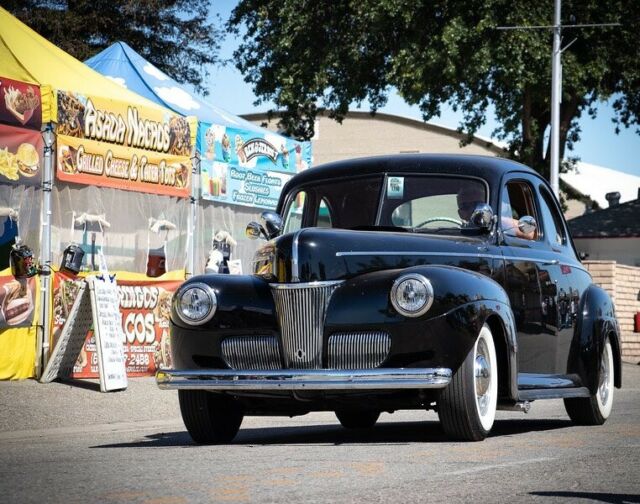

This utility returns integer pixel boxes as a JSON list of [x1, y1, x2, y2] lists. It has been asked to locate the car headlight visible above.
[[175, 283, 217, 325], [390, 274, 434, 317]]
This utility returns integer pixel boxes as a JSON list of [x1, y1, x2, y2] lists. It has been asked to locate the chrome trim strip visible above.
[[270, 280, 344, 290], [156, 368, 452, 391], [335, 250, 587, 272], [291, 229, 303, 282]]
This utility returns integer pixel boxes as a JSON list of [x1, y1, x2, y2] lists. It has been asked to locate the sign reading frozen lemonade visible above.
[[55, 90, 192, 197], [197, 122, 312, 210]]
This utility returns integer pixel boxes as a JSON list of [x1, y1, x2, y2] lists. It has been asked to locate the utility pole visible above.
[[498, 4, 619, 198], [550, 0, 561, 197]]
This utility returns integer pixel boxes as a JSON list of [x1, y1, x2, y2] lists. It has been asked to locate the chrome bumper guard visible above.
[[156, 368, 452, 391]]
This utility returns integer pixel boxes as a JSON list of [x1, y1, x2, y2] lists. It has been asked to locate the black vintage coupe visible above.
[[157, 154, 621, 442]]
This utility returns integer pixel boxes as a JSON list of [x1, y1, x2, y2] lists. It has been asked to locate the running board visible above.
[[518, 387, 590, 401]]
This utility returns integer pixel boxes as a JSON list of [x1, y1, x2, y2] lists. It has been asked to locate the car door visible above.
[[500, 174, 563, 377], [535, 182, 592, 376]]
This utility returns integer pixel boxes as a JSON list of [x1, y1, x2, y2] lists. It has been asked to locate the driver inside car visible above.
[[456, 185, 534, 239]]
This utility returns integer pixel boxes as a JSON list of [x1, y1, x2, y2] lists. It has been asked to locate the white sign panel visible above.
[[88, 276, 128, 392]]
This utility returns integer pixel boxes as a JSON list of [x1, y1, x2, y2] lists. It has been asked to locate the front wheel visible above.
[[178, 390, 244, 444], [564, 337, 615, 425], [438, 324, 498, 441]]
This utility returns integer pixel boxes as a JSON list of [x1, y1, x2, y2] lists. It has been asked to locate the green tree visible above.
[[229, 0, 639, 177], [2, 0, 219, 96]]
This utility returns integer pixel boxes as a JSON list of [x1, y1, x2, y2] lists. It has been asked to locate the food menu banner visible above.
[[0, 275, 36, 329], [55, 90, 192, 197], [197, 122, 312, 210], [0, 76, 42, 130], [0, 123, 43, 185], [51, 271, 181, 377]]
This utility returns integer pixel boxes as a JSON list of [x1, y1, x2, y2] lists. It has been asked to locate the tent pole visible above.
[[187, 149, 199, 278], [38, 124, 54, 377]]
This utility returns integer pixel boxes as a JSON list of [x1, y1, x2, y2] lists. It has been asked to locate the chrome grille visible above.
[[270, 281, 343, 369], [328, 332, 391, 369], [221, 336, 281, 370]]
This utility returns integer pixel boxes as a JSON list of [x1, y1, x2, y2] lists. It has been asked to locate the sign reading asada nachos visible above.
[[55, 90, 192, 197]]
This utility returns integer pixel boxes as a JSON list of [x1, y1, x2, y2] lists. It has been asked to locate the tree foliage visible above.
[[229, 0, 639, 176], [2, 0, 219, 96]]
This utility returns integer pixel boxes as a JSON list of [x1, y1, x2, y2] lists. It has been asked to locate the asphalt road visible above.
[[1, 364, 639, 504]]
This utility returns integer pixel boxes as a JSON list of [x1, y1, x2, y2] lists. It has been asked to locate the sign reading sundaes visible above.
[[55, 90, 192, 197], [197, 122, 313, 210]]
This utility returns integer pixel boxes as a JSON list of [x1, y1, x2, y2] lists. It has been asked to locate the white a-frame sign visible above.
[[41, 275, 128, 392]]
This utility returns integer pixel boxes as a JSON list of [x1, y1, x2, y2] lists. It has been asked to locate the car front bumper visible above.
[[156, 368, 452, 391]]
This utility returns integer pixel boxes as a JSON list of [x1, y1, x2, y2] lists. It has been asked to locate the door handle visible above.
[[543, 259, 560, 265]]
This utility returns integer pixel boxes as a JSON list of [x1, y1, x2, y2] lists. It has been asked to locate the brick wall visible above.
[[584, 260, 640, 363]]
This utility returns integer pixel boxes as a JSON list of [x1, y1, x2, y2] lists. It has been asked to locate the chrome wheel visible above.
[[438, 323, 498, 440], [474, 325, 498, 431]]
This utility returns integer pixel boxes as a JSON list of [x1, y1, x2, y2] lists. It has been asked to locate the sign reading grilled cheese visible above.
[[55, 90, 192, 197]]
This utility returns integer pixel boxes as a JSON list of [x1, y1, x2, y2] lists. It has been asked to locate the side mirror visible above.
[[246, 211, 284, 241], [260, 210, 283, 239], [469, 204, 494, 232], [518, 215, 537, 236]]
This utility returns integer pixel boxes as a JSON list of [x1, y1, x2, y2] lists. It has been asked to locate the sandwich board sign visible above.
[[41, 275, 127, 392]]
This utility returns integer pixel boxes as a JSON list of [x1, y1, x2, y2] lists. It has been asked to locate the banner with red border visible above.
[[51, 271, 181, 377]]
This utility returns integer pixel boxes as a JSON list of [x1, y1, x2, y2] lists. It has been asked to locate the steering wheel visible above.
[[415, 216, 463, 228]]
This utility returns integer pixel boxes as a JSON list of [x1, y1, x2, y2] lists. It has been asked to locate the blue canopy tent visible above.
[[85, 42, 312, 274]]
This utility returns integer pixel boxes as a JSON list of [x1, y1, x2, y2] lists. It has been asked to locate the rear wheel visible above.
[[335, 409, 380, 429], [564, 337, 615, 425], [178, 390, 244, 444], [438, 324, 498, 441]]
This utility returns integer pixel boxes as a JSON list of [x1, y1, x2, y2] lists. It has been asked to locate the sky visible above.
[[206, 0, 639, 177]]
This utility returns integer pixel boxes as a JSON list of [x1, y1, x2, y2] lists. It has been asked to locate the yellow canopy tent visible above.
[[0, 7, 197, 380], [0, 6, 175, 120]]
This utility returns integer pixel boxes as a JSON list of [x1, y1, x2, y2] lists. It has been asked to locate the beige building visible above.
[[243, 110, 502, 165]]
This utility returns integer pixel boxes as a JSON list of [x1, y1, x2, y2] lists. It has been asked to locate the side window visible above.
[[501, 181, 539, 240], [316, 198, 333, 228], [539, 185, 566, 246], [283, 191, 306, 234]]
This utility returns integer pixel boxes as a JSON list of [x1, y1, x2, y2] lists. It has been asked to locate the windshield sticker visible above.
[[387, 176, 404, 199]]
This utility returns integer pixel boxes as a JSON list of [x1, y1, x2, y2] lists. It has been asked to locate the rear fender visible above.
[[570, 284, 622, 393]]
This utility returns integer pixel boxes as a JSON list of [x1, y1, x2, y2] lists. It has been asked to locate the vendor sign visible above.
[[0, 123, 43, 185], [52, 271, 181, 377], [0, 76, 42, 130], [55, 90, 192, 197], [198, 122, 312, 210]]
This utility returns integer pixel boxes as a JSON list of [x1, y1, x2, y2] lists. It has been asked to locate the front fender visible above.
[[326, 265, 518, 400], [570, 284, 622, 394], [171, 274, 277, 332]]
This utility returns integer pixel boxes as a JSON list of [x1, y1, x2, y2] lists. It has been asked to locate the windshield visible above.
[[380, 176, 487, 232], [282, 174, 487, 234]]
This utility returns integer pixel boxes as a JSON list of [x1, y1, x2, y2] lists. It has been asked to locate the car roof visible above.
[[285, 154, 538, 191]]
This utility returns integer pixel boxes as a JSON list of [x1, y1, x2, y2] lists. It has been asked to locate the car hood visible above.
[[253, 228, 498, 283]]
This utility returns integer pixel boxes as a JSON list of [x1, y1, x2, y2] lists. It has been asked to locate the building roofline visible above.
[[241, 110, 506, 155]]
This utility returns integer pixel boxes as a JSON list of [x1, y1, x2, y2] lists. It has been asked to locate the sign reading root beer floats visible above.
[[55, 90, 193, 197]]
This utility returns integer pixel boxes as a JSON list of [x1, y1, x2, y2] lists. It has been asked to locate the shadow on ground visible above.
[[530, 491, 640, 503], [92, 417, 573, 448]]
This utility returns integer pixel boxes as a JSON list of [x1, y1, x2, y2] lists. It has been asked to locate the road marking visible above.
[[445, 457, 555, 476]]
